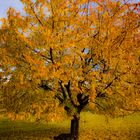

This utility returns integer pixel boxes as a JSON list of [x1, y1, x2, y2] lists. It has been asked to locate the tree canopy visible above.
[[0, 0, 140, 119]]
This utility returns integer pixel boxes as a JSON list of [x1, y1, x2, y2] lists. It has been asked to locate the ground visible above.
[[0, 112, 140, 140]]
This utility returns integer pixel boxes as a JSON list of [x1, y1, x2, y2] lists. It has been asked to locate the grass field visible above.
[[0, 112, 140, 140]]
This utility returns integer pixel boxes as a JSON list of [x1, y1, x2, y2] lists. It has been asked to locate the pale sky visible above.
[[0, 0, 23, 18]]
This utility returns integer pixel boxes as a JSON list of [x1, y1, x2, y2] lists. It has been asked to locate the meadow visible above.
[[0, 112, 140, 140]]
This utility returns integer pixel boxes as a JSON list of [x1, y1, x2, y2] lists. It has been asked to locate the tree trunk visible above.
[[70, 115, 80, 140]]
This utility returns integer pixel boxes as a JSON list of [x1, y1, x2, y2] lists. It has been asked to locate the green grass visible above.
[[0, 112, 140, 140]]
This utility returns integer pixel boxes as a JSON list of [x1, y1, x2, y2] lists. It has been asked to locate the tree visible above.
[[0, 0, 140, 139]]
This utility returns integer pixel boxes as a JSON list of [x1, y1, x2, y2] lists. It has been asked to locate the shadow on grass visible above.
[[0, 120, 70, 140]]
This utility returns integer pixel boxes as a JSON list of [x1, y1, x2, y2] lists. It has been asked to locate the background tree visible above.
[[0, 0, 139, 139]]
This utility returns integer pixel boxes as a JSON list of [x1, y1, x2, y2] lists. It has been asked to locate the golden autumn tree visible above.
[[0, 0, 140, 139]]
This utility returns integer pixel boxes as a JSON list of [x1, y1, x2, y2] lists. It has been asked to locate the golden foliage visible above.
[[0, 0, 139, 116]]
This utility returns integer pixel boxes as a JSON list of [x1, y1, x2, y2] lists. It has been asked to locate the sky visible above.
[[0, 0, 23, 18], [0, 0, 140, 18]]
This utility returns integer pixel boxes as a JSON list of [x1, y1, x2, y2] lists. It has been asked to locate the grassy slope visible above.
[[0, 112, 140, 140]]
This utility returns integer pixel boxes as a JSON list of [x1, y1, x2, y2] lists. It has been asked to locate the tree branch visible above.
[[58, 80, 67, 100], [64, 80, 77, 107], [50, 47, 54, 64], [30, 3, 44, 27]]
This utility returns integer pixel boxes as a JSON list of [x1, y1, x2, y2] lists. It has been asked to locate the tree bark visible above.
[[70, 115, 80, 140]]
